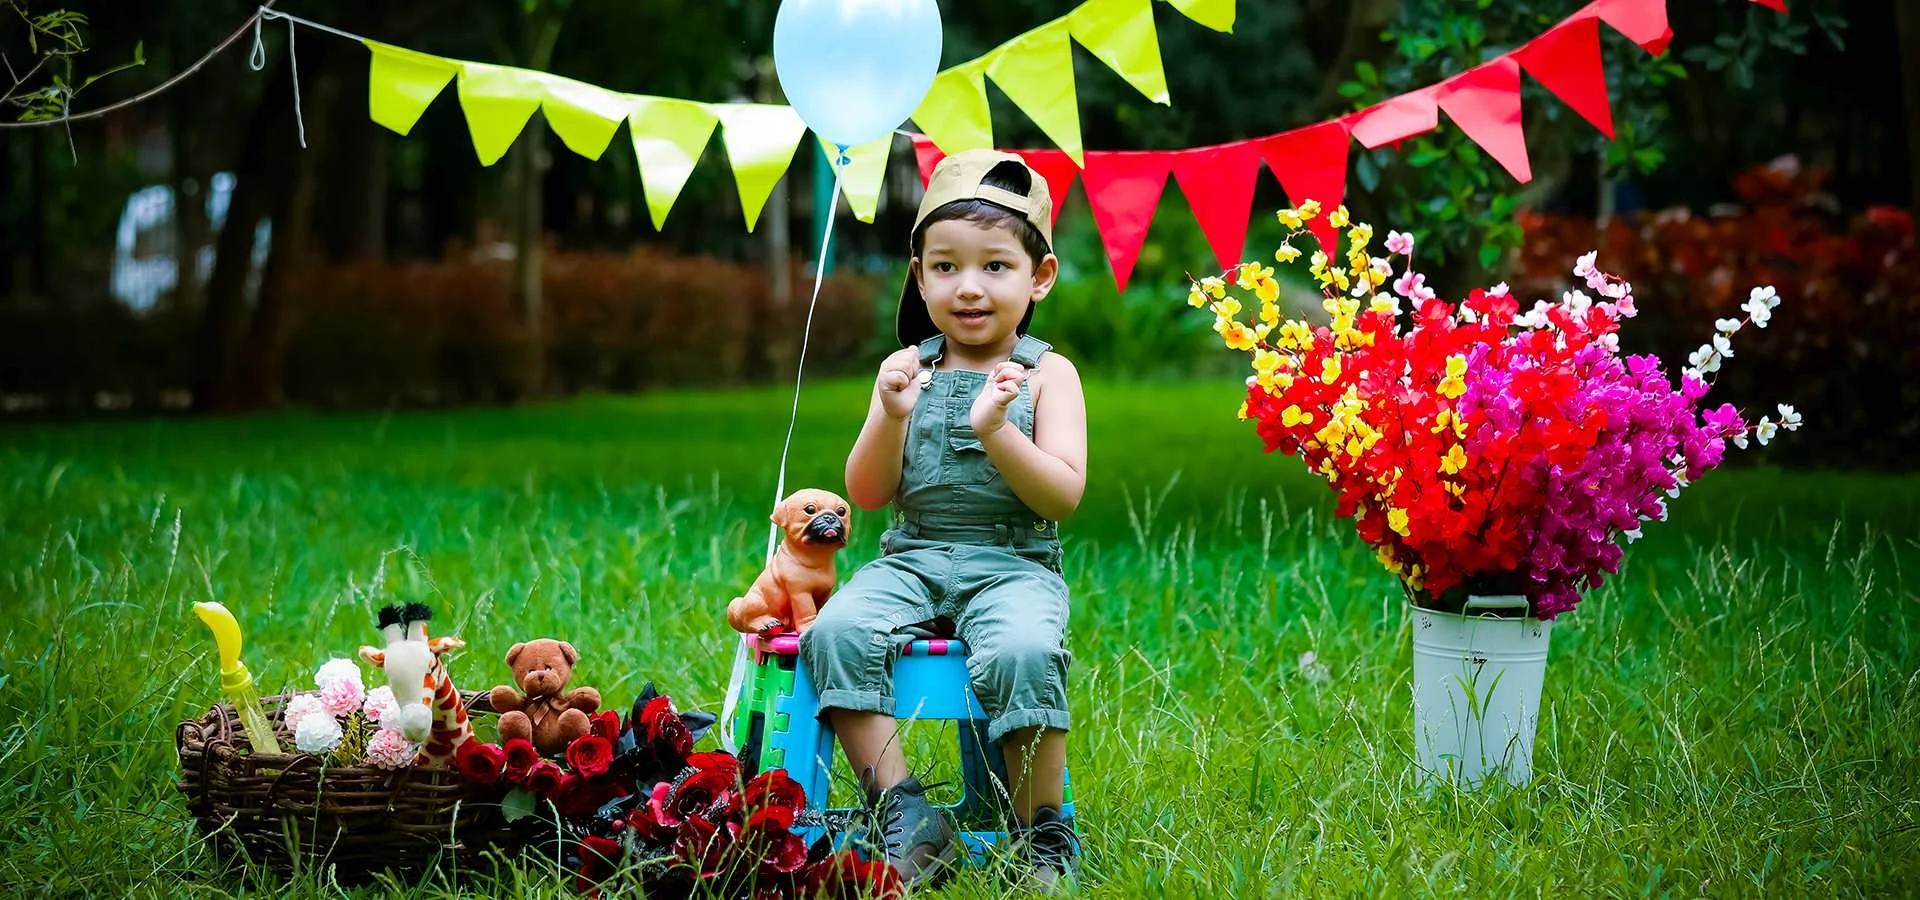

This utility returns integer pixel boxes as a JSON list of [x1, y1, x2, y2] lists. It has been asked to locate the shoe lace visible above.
[[876, 780, 950, 845], [1026, 816, 1077, 869]]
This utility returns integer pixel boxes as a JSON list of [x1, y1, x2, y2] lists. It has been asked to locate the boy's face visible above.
[[911, 219, 1059, 350]]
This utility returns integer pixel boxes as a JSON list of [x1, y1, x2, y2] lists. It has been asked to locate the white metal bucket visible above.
[[1410, 595, 1552, 789]]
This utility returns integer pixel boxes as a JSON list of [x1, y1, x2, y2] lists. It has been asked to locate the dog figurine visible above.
[[726, 488, 850, 635]]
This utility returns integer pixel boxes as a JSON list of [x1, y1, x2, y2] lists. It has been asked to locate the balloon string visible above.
[[720, 156, 847, 753]]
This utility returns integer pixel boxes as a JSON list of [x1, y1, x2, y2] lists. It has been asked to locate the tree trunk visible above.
[[1899, 1, 1920, 208], [193, 60, 287, 411], [236, 50, 346, 409], [511, 111, 547, 398]]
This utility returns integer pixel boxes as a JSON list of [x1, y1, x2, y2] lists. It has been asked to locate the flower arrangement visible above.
[[1187, 202, 1801, 618], [277, 657, 431, 768], [451, 683, 900, 900]]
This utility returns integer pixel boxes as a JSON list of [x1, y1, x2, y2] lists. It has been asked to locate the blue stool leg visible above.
[[779, 653, 835, 848]]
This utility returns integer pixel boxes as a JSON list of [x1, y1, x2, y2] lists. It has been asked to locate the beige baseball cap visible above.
[[897, 149, 1054, 347]]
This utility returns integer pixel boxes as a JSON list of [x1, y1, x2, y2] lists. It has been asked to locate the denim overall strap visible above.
[[1008, 334, 1051, 369]]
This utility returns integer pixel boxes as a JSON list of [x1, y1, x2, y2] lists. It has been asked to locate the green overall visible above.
[[799, 334, 1072, 742]]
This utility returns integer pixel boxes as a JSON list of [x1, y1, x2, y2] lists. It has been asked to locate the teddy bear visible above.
[[488, 639, 602, 756]]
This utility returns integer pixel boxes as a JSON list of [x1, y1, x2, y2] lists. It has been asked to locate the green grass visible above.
[[2, 380, 1917, 897]]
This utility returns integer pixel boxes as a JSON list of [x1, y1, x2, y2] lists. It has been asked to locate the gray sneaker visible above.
[[1011, 805, 1080, 893], [863, 775, 960, 887]]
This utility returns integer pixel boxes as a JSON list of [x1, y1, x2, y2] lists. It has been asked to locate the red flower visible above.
[[503, 738, 539, 783], [684, 751, 741, 783], [555, 772, 631, 818], [806, 849, 905, 900], [674, 814, 740, 880], [738, 807, 808, 875], [575, 834, 625, 897], [641, 696, 693, 759], [525, 759, 564, 797], [627, 784, 682, 843], [743, 769, 806, 816], [588, 709, 622, 741], [670, 766, 741, 823], [453, 740, 505, 784], [567, 734, 614, 778]]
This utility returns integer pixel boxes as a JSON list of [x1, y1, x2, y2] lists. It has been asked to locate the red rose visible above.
[[738, 807, 807, 875], [670, 767, 739, 823], [642, 696, 693, 759], [684, 751, 741, 783], [453, 740, 506, 784], [588, 710, 621, 741], [575, 834, 625, 896], [556, 773, 630, 819], [674, 814, 739, 880], [503, 738, 539, 783], [743, 769, 805, 816], [524, 759, 564, 797], [627, 785, 681, 843], [567, 734, 614, 778], [806, 849, 905, 900]]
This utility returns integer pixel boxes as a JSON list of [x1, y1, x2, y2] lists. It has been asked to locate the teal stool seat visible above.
[[733, 633, 1075, 860]]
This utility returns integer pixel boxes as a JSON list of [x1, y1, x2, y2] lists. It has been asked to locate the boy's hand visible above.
[[876, 345, 923, 420], [970, 362, 1028, 436]]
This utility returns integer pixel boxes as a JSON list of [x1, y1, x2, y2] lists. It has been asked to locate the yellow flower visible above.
[[1277, 321, 1314, 350], [1320, 357, 1342, 384], [1201, 276, 1227, 299], [1259, 301, 1281, 328], [1282, 405, 1313, 427], [1277, 208, 1303, 229], [1330, 269, 1351, 292], [1438, 375, 1466, 399], [1255, 277, 1280, 304], [1347, 223, 1373, 248], [1275, 243, 1302, 264], [1212, 297, 1243, 320], [1445, 355, 1467, 379], [1431, 409, 1467, 438], [1387, 508, 1411, 537], [1440, 443, 1468, 475], [1254, 322, 1273, 342], [1220, 320, 1255, 351], [1328, 205, 1350, 229], [1237, 400, 1250, 420], [1187, 284, 1207, 308], [1297, 199, 1322, 220]]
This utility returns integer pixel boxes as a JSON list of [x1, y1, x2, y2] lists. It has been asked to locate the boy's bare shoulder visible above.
[[1032, 349, 1080, 379]]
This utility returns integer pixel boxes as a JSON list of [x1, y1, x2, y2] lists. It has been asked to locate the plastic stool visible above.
[[733, 633, 1075, 860]]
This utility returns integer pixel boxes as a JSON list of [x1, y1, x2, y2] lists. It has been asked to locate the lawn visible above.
[[2, 380, 1916, 897]]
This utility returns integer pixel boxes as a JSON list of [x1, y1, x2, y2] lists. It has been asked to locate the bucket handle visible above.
[[1463, 595, 1529, 616]]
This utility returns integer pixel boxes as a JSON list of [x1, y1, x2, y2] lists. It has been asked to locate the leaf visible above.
[[133, 40, 144, 64], [502, 785, 537, 821], [1355, 61, 1378, 85]]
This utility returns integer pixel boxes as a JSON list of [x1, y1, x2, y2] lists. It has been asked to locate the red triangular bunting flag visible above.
[[912, 134, 945, 187], [1517, 15, 1614, 139], [1261, 120, 1351, 251], [1348, 87, 1439, 149], [1170, 141, 1261, 272], [1749, 0, 1787, 12], [1080, 151, 1171, 293], [1438, 57, 1532, 183], [1595, 0, 1671, 55], [1014, 150, 1081, 228]]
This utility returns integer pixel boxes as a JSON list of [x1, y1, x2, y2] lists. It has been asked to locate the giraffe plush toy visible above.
[[358, 603, 471, 767]]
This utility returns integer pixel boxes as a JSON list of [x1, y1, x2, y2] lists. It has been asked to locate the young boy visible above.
[[797, 149, 1087, 890]]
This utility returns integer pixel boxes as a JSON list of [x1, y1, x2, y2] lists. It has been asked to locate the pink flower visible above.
[[362, 685, 398, 724], [281, 694, 327, 731], [363, 727, 416, 769], [1393, 270, 1435, 302], [319, 678, 364, 717], [1384, 230, 1415, 256]]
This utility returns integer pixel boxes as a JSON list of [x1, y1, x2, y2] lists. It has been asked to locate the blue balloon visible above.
[[773, 0, 943, 150]]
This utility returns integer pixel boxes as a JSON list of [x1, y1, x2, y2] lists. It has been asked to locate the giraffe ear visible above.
[[505, 642, 526, 667], [359, 646, 385, 668], [558, 641, 579, 665]]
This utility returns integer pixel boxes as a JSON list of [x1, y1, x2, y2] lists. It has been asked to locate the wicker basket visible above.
[[175, 689, 525, 881]]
